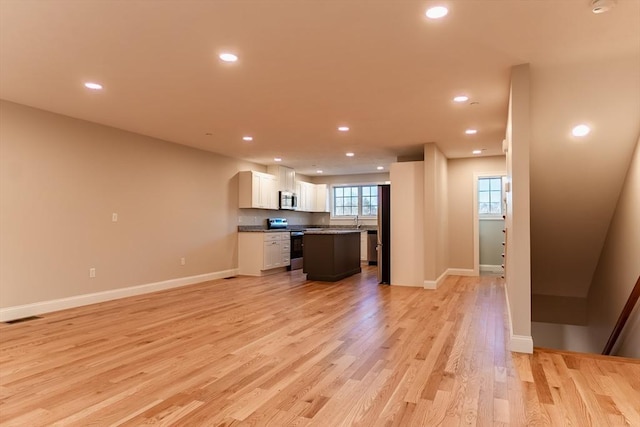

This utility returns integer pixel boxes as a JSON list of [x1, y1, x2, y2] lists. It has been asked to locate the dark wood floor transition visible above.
[[1, 266, 639, 426]]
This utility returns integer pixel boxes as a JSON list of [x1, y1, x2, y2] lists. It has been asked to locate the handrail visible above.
[[602, 275, 640, 356]]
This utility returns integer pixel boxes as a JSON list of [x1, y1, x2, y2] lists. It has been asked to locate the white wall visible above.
[[0, 101, 256, 317]]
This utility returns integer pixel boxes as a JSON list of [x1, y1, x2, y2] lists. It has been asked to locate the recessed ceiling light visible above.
[[317, 170, 323, 174], [572, 124, 591, 137], [242, 136, 253, 141], [274, 157, 282, 162], [453, 95, 469, 103], [377, 166, 384, 170], [338, 126, 350, 132], [84, 82, 103, 90], [472, 150, 482, 155], [426, 6, 448, 19], [591, 0, 616, 14], [465, 129, 478, 135], [346, 152, 355, 157], [219, 53, 238, 62]]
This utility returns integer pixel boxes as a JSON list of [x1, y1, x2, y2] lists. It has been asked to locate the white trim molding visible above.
[[503, 279, 533, 354], [424, 270, 449, 289], [0, 269, 239, 322], [446, 268, 476, 277], [510, 335, 534, 354], [480, 264, 503, 273]]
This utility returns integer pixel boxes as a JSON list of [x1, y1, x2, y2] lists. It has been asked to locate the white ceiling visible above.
[[1, 0, 639, 300], [1, 0, 637, 176]]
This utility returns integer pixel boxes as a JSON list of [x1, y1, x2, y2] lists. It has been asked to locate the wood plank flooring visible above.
[[1, 266, 639, 426]]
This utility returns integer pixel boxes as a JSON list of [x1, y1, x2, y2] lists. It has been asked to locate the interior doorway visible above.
[[473, 173, 507, 276]]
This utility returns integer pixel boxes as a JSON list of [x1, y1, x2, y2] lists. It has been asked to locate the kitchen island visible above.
[[303, 229, 361, 281]]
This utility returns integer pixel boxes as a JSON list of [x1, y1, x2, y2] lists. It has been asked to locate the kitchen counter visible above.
[[303, 231, 361, 282], [303, 229, 362, 235], [238, 226, 376, 233]]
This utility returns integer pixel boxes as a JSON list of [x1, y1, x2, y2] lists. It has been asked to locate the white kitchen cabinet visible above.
[[314, 184, 329, 212], [360, 231, 368, 261], [267, 165, 296, 193], [238, 171, 278, 210], [238, 232, 290, 276], [295, 181, 328, 212]]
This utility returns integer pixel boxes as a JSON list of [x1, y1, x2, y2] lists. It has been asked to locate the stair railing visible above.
[[602, 275, 640, 355]]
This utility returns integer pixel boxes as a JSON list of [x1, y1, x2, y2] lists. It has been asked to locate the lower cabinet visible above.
[[239, 232, 290, 276]]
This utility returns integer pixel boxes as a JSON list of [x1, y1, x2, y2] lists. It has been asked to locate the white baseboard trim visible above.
[[503, 281, 533, 354], [423, 270, 448, 290], [510, 335, 534, 354], [480, 264, 503, 273], [0, 269, 239, 322], [391, 282, 424, 288], [446, 268, 476, 276]]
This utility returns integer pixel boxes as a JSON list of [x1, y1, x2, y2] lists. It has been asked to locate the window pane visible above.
[[490, 191, 502, 203], [336, 187, 343, 197], [336, 207, 344, 216], [336, 198, 343, 207], [478, 179, 490, 191], [362, 206, 370, 216], [371, 186, 378, 196], [362, 186, 370, 196], [490, 178, 502, 190], [490, 202, 501, 214], [371, 206, 378, 216], [479, 191, 490, 203], [479, 202, 490, 214]]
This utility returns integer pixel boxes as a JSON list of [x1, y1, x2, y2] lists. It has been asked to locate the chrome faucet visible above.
[[354, 215, 360, 229]]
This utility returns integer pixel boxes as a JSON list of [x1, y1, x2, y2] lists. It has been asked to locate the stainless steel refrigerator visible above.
[[377, 184, 391, 284]]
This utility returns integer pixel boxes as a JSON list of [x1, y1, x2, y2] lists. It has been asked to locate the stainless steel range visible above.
[[268, 218, 304, 271]]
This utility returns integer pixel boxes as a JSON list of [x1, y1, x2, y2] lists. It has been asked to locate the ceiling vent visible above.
[[591, 0, 616, 14]]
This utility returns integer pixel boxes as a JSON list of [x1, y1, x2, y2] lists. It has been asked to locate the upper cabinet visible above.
[[296, 181, 329, 213], [239, 171, 278, 210], [267, 165, 296, 193]]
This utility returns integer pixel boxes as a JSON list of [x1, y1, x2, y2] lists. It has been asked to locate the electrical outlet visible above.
[[180, 257, 186, 266], [89, 268, 96, 278], [112, 213, 118, 222]]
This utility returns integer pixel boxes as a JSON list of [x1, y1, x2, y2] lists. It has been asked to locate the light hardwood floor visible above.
[[1, 266, 639, 426]]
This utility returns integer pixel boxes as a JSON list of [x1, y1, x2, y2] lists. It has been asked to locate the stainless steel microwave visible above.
[[279, 191, 297, 210]]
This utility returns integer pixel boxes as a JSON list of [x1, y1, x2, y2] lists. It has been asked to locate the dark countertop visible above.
[[238, 225, 377, 233], [303, 229, 362, 235]]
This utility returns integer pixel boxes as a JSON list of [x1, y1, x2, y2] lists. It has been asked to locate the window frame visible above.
[[330, 183, 380, 219], [477, 176, 505, 218]]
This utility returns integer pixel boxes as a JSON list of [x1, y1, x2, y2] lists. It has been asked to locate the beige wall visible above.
[[447, 156, 506, 270], [505, 64, 533, 351], [586, 136, 640, 358], [423, 144, 448, 281], [0, 100, 257, 309], [390, 162, 424, 287]]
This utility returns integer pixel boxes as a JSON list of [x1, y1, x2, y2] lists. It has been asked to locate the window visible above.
[[333, 185, 378, 217], [478, 177, 504, 216]]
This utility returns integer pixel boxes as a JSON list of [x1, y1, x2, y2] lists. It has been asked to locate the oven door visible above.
[[289, 232, 304, 270]]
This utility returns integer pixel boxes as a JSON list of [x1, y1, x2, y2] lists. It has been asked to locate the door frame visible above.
[[473, 172, 507, 276]]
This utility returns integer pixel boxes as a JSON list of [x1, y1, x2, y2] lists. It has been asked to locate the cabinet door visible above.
[[314, 184, 328, 212], [252, 174, 263, 207], [295, 181, 305, 211], [263, 240, 280, 269], [257, 174, 277, 209]]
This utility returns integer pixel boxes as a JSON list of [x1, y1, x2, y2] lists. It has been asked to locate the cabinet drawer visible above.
[[264, 233, 281, 242]]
